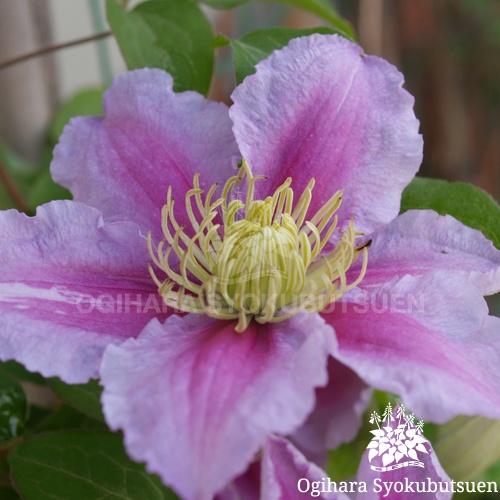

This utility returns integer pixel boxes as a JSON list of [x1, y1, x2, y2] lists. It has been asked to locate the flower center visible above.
[[148, 160, 369, 332]]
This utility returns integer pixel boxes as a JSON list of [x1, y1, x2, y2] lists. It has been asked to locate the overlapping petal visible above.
[[354, 210, 500, 295], [356, 440, 452, 499], [52, 69, 240, 237], [216, 461, 260, 500], [218, 436, 351, 499], [0, 201, 165, 382], [222, 435, 453, 499], [292, 358, 372, 464], [100, 313, 335, 500], [262, 436, 347, 500], [324, 271, 500, 422], [231, 34, 422, 234]]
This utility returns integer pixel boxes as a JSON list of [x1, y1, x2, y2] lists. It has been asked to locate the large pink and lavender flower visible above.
[[1, 34, 500, 498]]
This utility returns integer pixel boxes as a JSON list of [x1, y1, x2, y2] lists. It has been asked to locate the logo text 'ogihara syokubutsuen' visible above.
[[297, 403, 499, 497]]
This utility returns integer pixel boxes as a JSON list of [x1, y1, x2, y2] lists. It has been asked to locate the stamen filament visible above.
[[149, 159, 369, 331]]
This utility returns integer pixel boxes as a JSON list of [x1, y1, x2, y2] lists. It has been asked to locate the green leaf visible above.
[[201, 0, 250, 7], [0, 486, 20, 500], [134, 0, 214, 94], [203, 0, 355, 37], [49, 379, 104, 421], [326, 442, 366, 481], [25, 147, 71, 210], [31, 405, 108, 434], [9, 431, 178, 500], [225, 27, 338, 85], [49, 88, 104, 143], [106, 0, 167, 70], [24, 406, 52, 433], [487, 292, 500, 318], [27, 168, 72, 209], [0, 142, 38, 211], [107, 0, 214, 94], [0, 361, 45, 386], [0, 372, 26, 444], [401, 177, 500, 250], [0, 143, 37, 184]]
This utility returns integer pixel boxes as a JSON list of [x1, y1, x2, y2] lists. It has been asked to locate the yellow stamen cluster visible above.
[[148, 160, 369, 332]]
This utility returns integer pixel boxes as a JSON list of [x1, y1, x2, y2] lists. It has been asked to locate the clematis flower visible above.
[[1, 34, 500, 499]]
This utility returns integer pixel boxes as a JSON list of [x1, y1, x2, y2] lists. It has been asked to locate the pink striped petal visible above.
[[324, 271, 500, 422], [262, 436, 348, 500], [231, 34, 422, 234], [354, 210, 500, 295], [293, 358, 372, 464], [216, 461, 260, 500], [101, 313, 335, 500], [0, 201, 165, 382], [52, 69, 240, 238]]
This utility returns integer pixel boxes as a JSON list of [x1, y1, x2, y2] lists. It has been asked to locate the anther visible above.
[[149, 159, 369, 331]]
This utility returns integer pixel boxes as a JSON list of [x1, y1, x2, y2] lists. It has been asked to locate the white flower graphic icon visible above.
[[367, 405, 430, 471]]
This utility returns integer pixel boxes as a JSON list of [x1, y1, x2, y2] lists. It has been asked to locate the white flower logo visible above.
[[367, 404, 430, 471]]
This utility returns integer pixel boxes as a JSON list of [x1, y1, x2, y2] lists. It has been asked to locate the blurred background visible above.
[[0, 0, 498, 202]]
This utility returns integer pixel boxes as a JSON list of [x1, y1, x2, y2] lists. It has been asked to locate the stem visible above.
[[0, 157, 30, 213], [0, 31, 112, 71]]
